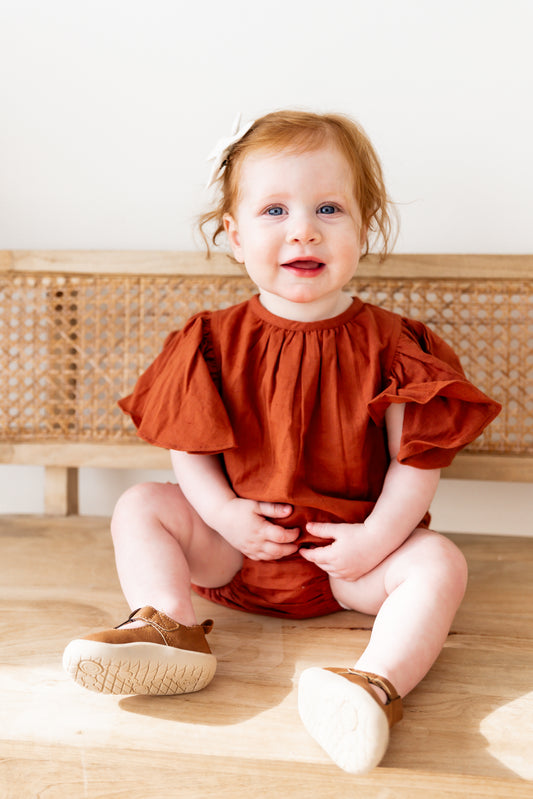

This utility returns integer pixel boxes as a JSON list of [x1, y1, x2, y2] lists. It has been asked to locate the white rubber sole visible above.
[[298, 667, 390, 774], [62, 639, 217, 695]]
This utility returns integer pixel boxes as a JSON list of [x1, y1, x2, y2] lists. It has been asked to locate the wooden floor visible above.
[[1, 515, 532, 798]]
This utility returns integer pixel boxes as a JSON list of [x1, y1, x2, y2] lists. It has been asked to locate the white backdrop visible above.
[[0, 0, 531, 532]]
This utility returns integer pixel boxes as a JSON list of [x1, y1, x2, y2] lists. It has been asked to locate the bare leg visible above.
[[297, 530, 467, 774], [110, 481, 243, 626], [329, 529, 468, 698], [62, 481, 239, 696]]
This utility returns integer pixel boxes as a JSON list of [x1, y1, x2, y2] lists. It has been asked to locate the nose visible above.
[[286, 212, 321, 245]]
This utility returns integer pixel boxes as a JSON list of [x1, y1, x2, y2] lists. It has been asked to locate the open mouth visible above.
[[281, 259, 326, 276]]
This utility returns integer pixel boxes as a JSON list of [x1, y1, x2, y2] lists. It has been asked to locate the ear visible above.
[[359, 222, 369, 249], [223, 214, 245, 263]]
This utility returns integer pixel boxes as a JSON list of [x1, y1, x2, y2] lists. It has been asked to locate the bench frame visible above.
[[1, 250, 532, 514]]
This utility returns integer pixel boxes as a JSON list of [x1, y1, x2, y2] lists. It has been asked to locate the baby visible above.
[[63, 110, 500, 774]]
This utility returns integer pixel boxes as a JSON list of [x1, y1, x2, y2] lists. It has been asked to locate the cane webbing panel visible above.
[[1, 271, 531, 455]]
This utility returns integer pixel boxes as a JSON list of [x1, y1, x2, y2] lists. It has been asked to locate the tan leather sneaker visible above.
[[63, 606, 216, 696]]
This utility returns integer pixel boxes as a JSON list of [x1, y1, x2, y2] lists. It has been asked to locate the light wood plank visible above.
[[1, 249, 243, 277], [43, 466, 79, 515], [3, 442, 531, 482], [443, 454, 533, 482], [2, 741, 532, 799], [1, 250, 532, 278], [0, 442, 172, 470], [0, 515, 532, 797]]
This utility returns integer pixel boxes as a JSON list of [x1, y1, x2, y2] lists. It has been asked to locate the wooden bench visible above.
[[1, 251, 532, 514]]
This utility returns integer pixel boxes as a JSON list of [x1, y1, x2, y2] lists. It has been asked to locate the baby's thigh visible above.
[[161, 482, 244, 588], [329, 528, 467, 616], [113, 480, 243, 588]]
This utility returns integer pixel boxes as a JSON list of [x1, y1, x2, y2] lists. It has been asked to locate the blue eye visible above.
[[318, 204, 338, 215], [266, 206, 284, 216]]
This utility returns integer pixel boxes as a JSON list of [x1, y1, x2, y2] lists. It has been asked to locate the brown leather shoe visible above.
[[63, 606, 216, 695]]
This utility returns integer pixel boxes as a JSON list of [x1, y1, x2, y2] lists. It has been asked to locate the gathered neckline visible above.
[[248, 294, 364, 331]]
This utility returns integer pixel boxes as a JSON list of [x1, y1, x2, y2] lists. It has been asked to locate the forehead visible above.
[[235, 144, 354, 199]]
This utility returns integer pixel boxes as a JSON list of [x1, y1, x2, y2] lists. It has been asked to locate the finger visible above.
[[306, 522, 337, 539], [258, 540, 300, 561], [299, 544, 332, 565], [299, 548, 337, 575], [261, 523, 300, 543], [258, 502, 293, 518]]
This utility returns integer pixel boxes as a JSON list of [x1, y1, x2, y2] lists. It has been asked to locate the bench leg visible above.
[[44, 467, 79, 515]]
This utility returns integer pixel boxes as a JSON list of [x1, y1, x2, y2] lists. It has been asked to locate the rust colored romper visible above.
[[119, 295, 500, 619]]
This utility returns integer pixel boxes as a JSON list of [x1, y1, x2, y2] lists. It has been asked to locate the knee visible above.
[[419, 532, 469, 603], [398, 530, 468, 608], [111, 482, 169, 538]]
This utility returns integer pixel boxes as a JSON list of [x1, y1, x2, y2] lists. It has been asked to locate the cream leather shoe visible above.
[[298, 666, 403, 774]]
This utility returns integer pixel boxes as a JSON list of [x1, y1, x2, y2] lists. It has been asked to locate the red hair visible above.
[[199, 110, 397, 260]]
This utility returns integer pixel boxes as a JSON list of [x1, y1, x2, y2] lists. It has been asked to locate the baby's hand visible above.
[[300, 522, 377, 581], [215, 499, 299, 561]]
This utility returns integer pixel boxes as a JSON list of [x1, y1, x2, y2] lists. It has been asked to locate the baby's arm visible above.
[[170, 450, 299, 561], [302, 404, 441, 580], [363, 403, 440, 544]]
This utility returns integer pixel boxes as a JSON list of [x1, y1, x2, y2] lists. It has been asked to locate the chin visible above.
[[281, 288, 322, 304]]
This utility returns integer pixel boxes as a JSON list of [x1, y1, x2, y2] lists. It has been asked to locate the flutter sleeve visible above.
[[118, 314, 236, 454], [367, 317, 501, 469]]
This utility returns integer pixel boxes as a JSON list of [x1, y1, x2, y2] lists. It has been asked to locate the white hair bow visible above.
[[206, 113, 254, 189]]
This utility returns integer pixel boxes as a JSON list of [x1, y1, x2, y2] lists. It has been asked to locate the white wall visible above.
[[1, 0, 532, 533], [2, 0, 533, 252]]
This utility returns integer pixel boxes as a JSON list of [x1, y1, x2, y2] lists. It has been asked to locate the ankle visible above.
[[126, 604, 197, 627], [368, 684, 388, 705], [161, 609, 198, 627]]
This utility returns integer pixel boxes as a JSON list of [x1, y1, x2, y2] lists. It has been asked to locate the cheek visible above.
[[336, 233, 362, 259], [245, 227, 278, 255], [336, 237, 363, 278]]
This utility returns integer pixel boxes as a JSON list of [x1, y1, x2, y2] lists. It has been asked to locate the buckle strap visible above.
[[326, 667, 403, 727]]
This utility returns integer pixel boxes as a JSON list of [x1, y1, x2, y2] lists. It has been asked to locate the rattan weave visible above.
[[1, 271, 531, 454]]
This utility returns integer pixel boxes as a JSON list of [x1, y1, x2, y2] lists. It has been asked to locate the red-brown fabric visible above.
[[119, 295, 501, 619]]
